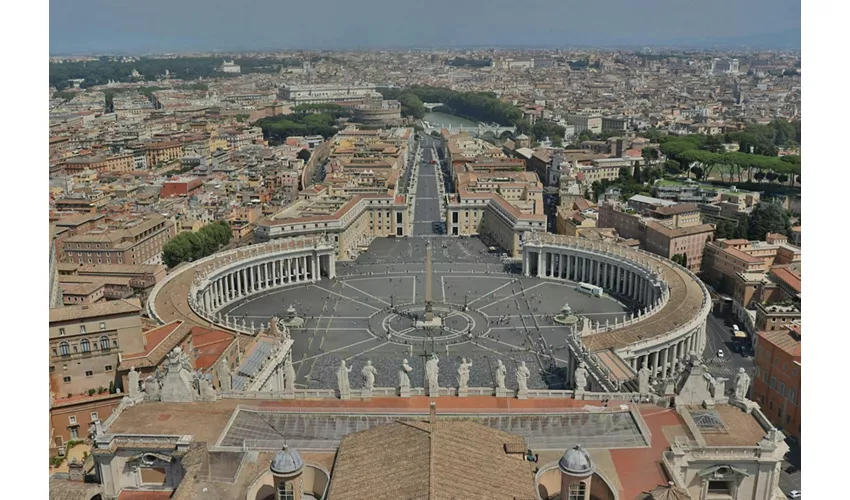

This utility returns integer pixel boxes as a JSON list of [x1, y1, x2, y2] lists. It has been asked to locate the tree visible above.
[[664, 159, 682, 175], [754, 171, 766, 182], [690, 166, 704, 180], [552, 135, 563, 148], [297, 149, 311, 162], [747, 203, 791, 240]]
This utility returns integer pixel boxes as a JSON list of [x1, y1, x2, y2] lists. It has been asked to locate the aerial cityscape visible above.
[[47, 6, 803, 499]]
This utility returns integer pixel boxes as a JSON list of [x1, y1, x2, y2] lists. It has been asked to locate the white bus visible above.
[[576, 282, 603, 297]]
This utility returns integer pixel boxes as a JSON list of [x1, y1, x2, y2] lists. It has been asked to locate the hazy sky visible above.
[[50, 0, 801, 54]]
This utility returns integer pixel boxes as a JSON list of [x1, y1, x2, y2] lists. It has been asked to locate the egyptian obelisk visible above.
[[424, 240, 434, 321]]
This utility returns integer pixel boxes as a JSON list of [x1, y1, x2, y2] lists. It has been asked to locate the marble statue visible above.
[[283, 357, 296, 392], [361, 360, 378, 391], [143, 375, 160, 400], [638, 359, 651, 394], [734, 367, 751, 401], [457, 358, 472, 389], [336, 360, 352, 397], [425, 353, 440, 393], [399, 359, 412, 389], [516, 361, 531, 392], [495, 359, 507, 390], [574, 362, 589, 392], [128, 366, 140, 397]]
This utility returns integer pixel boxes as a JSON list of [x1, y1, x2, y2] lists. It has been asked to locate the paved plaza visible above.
[[218, 407, 649, 451], [221, 237, 630, 390]]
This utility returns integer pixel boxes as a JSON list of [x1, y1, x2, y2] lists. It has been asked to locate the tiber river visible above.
[[423, 111, 479, 129]]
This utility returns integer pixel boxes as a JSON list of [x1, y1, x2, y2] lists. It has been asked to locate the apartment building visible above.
[[255, 192, 409, 260], [62, 153, 135, 175], [279, 84, 381, 106], [755, 302, 801, 332], [50, 393, 124, 450], [49, 299, 145, 396], [597, 204, 714, 272], [62, 215, 177, 266], [143, 141, 184, 167], [445, 166, 546, 256], [703, 239, 771, 284], [565, 113, 603, 134], [752, 324, 801, 441]]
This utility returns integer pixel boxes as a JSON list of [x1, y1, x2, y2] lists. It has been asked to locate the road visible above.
[[701, 313, 754, 381], [412, 135, 444, 235]]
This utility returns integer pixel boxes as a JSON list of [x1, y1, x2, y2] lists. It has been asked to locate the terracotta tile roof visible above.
[[190, 327, 235, 371], [327, 419, 537, 500], [121, 321, 193, 369], [769, 267, 801, 293], [759, 327, 802, 358], [50, 298, 141, 324], [49, 478, 103, 500]]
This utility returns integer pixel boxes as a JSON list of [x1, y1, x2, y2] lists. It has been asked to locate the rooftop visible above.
[[49, 298, 141, 324]]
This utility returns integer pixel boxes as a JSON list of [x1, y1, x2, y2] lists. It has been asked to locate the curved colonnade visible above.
[[523, 234, 711, 383], [147, 237, 336, 335]]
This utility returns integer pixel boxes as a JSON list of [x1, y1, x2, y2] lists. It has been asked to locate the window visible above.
[[786, 414, 791, 425], [708, 481, 732, 495], [769, 376, 776, 388], [278, 481, 295, 500], [85, 371, 93, 377], [788, 388, 796, 404], [90, 412, 99, 421], [100, 336, 110, 350], [80, 325, 87, 334], [59, 328, 65, 336], [52, 349, 58, 357], [70, 427, 79, 440], [63, 376, 71, 383], [99, 322, 106, 331], [778, 382, 785, 396], [769, 399, 774, 410], [104, 365, 113, 371], [568, 482, 587, 500], [778, 406, 783, 418], [80, 338, 90, 353], [50, 366, 55, 373], [59, 342, 70, 356]]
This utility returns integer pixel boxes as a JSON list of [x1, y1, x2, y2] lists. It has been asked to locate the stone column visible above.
[[522, 250, 530, 276], [536, 251, 543, 278], [651, 350, 660, 377], [316, 253, 322, 281], [660, 346, 668, 379], [329, 252, 336, 279]]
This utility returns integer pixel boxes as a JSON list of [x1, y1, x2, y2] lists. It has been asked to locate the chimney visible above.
[[429, 402, 437, 427]]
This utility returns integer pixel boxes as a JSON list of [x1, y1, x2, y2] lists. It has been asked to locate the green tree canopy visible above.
[[747, 202, 791, 241]]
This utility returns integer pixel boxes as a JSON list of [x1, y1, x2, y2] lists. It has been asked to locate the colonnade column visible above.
[[537, 251, 544, 278], [651, 350, 660, 377], [660, 347, 668, 378]]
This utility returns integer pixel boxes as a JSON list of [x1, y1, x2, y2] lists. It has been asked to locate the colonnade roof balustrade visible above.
[[148, 236, 332, 328], [525, 233, 710, 353]]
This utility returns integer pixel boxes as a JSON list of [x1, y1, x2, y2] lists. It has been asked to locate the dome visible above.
[[558, 444, 594, 477], [270, 445, 304, 476]]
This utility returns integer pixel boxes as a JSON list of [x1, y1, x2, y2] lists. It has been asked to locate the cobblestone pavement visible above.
[[222, 237, 630, 389]]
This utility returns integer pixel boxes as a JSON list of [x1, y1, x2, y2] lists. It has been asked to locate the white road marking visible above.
[[342, 282, 391, 306], [311, 284, 381, 311], [477, 282, 546, 309], [468, 280, 514, 305]]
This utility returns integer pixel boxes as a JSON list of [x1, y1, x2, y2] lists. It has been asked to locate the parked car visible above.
[[788, 490, 802, 498]]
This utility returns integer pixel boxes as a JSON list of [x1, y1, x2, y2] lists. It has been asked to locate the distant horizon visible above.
[[49, 37, 801, 59], [50, 0, 800, 56]]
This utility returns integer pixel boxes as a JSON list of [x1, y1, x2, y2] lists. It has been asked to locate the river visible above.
[[423, 111, 479, 129]]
